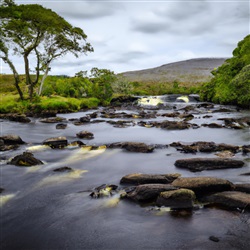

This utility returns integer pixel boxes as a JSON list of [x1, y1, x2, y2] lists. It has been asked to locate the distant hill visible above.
[[121, 58, 227, 83]]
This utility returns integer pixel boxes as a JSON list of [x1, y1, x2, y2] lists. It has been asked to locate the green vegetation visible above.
[[131, 80, 201, 96], [0, 0, 93, 100], [200, 35, 250, 108]]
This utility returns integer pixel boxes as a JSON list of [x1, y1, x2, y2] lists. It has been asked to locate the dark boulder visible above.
[[172, 177, 234, 196], [43, 136, 68, 149], [90, 184, 118, 198], [125, 184, 177, 202], [0, 187, 4, 193], [76, 131, 94, 140], [242, 145, 250, 155], [157, 120, 190, 130], [202, 123, 224, 128], [8, 152, 43, 166], [79, 116, 91, 123], [53, 166, 73, 172], [120, 173, 180, 185], [156, 188, 196, 209], [170, 141, 240, 154], [56, 123, 67, 129], [174, 158, 244, 172], [234, 184, 250, 194], [40, 117, 66, 123], [204, 191, 250, 210], [0, 134, 25, 145], [108, 142, 154, 153], [110, 96, 139, 106]]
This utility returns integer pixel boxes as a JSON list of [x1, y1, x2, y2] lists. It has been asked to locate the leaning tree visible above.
[[0, 0, 93, 100]]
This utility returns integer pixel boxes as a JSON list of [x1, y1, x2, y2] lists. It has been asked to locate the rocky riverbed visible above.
[[1, 94, 250, 249]]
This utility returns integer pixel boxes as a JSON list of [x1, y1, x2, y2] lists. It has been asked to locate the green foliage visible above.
[[0, 1, 93, 100], [89, 68, 115, 103], [201, 35, 250, 108], [111, 75, 133, 95]]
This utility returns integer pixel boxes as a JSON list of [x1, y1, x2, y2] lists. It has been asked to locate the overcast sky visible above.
[[2, 0, 250, 76]]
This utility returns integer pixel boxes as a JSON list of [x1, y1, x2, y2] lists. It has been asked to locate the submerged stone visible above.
[[120, 173, 180, 185], [8, 152, 43, 166], [76, 131, 94, 140], [125, 184, 177, 202], [156, 188, 196, 209], [204, 191, 250, 210], [0, 134, 25, 145], [43, 136, 68, 149], [172, 177, 234, 197], [174, 158, 244, 172]]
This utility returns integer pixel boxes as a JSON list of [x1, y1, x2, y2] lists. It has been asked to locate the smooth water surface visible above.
[[1, 95, 250, 249]]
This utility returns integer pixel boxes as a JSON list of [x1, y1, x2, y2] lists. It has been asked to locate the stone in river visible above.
[[174, 158, 244, 172], [43, 136, 68, 149], [8, 152, 43, 166]]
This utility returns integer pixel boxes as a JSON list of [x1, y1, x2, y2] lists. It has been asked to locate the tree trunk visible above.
[[38, 64, 50, 96], [2, 56, 24, 100], [24, 54, 33, 100]]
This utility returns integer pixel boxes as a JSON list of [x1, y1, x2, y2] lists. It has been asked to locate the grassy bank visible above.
[[0, 73, 202, 114]]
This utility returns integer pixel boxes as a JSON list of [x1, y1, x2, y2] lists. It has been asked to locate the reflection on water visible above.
[[1, 95, 250, 249]]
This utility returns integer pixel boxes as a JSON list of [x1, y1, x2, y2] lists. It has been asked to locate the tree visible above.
[[0, 0, 93, 100], [90, 68, 116, 103], [200, 35, 250, 108]]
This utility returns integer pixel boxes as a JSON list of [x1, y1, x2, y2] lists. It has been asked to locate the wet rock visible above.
[[202, 123, 224, 128], [0, 144, 19, 151], [174, 158, 244, 172], [76, 131, 94, 140], [90, 184, 118, 198], [197, 103, 214, 109], [8, 152, 43, 166], [172, 177, 234, 196], [0, 114, 31, 123], [116, 142, 155, 153], [68, 141, 85, 147], [215, 143, 239, 153], [89, 112, 98, 119], [79, 116, 91, 123], [212, 108, 233, 113], [56, 123, 67, 129], [125, 184, 177, 202], [157, 120, 190, 130], [107, 120, 135, 128], [0, 187, 4, 193], [160, 112, 180, 118], [234, 184, 250, 194], [156, 188, 196, 209], [180, 114, 194, 121], [53, 166, 73, 172], [204, 191, 250, 210], [242, 145, 250, 155], [120, 173, 180, 185], [40, 117, 66, 123], [110, 96, 139, 106], [202, 115, 213, 119], [43, 136, 68, 149], [170, 141, 240, 154], [209, 236, 220, 242], [240, 172, 250, 176], [0, 134, 25, 145], [218, 117, 250, 129]]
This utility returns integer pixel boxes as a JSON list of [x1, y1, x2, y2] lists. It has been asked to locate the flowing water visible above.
[[1, 95, 250, 250]]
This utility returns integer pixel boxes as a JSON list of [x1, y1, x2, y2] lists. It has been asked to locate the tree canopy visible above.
[[200, 35, 250, 108], [0, 0, 93, 100]]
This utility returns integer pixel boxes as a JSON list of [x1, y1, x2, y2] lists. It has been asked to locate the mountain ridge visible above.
[[121, 58, 227, 83]]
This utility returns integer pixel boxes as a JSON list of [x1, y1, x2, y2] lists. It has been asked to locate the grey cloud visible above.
[[35, 1, 122, 20], [132, 22, 168, 34]]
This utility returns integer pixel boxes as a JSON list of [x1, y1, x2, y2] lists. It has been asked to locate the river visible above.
[[1, 95, 250, 250]]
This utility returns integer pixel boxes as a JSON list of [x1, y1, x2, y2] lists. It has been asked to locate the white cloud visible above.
[[2, 0, 249, 76]]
